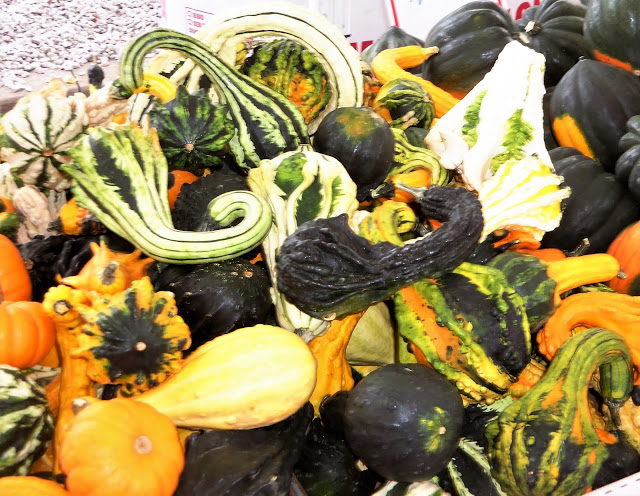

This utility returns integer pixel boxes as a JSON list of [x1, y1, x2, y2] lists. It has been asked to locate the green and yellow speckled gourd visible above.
[[486, 328, 634, 496]]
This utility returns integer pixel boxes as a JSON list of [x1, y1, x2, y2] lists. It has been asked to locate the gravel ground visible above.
[[0, 0, 163, 93]]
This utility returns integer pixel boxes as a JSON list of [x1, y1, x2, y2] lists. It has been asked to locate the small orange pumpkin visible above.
[[0, 301, 55, 368], [59, 398, 184, 496], [167, 170, 198, 210], [0, 234, 32, 302], [0, 476, 69, 495], [607, 220, 640, 295], [0, 196, 15, 213]]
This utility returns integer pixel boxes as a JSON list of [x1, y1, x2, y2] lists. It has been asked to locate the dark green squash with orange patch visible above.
[[486, 328, 634, 496]]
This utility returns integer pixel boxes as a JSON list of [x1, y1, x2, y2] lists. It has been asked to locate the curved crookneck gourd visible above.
[[275, 185, 484, 320], [486, 328, 634, 496], [115, 28, 309, 170], [62, 124, 272, 264], [358, 200, 531, 403]]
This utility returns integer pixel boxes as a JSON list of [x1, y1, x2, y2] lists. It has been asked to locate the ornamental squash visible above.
[[371, 78, 435, 130], [584, 0, 640, 74], [550, 59, 640, 171], [607, 220, 640, 295], [343, 363, 464, 482], [0, 365, 54, 477], [240, 38, 332, 123], [486, 328, 634, 496], [0, 301, 55, 369], [59, 398, 184, 496], [615, 115, 640, 202], [0, 233, 32, 302], [0, 476, 68, 495], [361, 26, 426, 75], [150, 85, 235, 174], [134, 324, 317, 430], [542, 147, 640, 253]]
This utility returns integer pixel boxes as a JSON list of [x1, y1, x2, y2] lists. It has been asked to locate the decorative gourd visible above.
[[134, 325, 317, 430], [361, 25, 426, 75], [515, 0, 590, 87], [48, 197, 103, 237], [0, 79, 83, 191], [615, 115, 640, 201], [0, 301, 55, 369], [584, 0, 640, 74], [542, 147, 640, 253], [275, 185, 483, 320], [150, 86, 235, 175], [247, 145, 358, 338], [151, 259, 272, 352], [0, 196, 19, 237], [0, 233, 32, 302], [550, 59, 640, 171], [486, 328, 634, 496], [371, 78, 435, 130], [607, 220, 640, 295], [240, 38, 332, 123], [487, 251, 622, 331], [343, 363, 464, 482], [0, 365, 54, 477], [58, 398, 184, 496], [0, 476, 69, 495], [73, 276, 191, 396], [167, 170, 199, 211], [175, 403, 313, 496], [312, 106, 396, 202], [62, 123, 272, 264], [370, 45, 459, 119]]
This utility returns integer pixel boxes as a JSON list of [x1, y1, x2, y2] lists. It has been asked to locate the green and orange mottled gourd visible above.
[[486, 328, 634, 496]]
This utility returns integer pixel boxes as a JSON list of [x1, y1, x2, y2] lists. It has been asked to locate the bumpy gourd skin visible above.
[[275, 185, 484, 319]]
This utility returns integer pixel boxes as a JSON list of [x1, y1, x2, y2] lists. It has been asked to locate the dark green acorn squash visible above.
[[151, 258, 272, 353], [240, 38, 331, 124], [343, 363, 464, 483], [486, 328, 634, 496], [150, 85, 235, 174], [541, 147, 640, 253], [592, 432, 640, 490], [361, 26, 426, 75], [584, 0, 640, 75], [0, 365, 54, 476], [550, 59, 640, 171], [174, 403, 313, 496], [615, 115, 640, 202], [312, 106, 395, 201]]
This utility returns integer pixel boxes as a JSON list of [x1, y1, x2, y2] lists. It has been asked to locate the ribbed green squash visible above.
[[0, 365, 54, 476], [584, 0, 640, 74], [240, 38, 331, 124], [615, 115, 640, 202], [486, 328, 634, 496], [550, 59, 640, 171], [371, 78, 435, 130], [150, 85, 235, 174]]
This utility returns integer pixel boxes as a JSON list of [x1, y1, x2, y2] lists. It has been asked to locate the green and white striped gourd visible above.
[[247, 144, 358, 341], [1, 81, 85, 191], [117, 28, 309, 170], [144, 2, 363, 134], [0, 365, 54, 476]]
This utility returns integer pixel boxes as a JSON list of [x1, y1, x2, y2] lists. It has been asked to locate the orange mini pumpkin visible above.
[[0, 234, 32, 302], [0, 301, 55, 368], [59, 398, 184, 496], [607, 220, 640, 295], [0, 476, 69, 496]]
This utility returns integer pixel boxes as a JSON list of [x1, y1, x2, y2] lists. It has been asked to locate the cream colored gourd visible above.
[[134, 324, 317, 429]]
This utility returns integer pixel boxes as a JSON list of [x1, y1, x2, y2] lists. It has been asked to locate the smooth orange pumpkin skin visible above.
[[0, 234, 32, 303], [607, 220, 640, 294], [0, 301, 55, 368], [0, 476, 69, 495], [167, 170, 198, 210], [59, 398, 185, 496]]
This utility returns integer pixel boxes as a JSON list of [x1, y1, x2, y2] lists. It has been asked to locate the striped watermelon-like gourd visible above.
[[1, 80, 85, 192], [0, 365, 54, 476], [372, 78, 435, 130]]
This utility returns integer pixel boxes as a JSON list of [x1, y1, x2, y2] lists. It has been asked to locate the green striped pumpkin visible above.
[[150, 86, 235, 174], [0, 365, 54, 476], [240, 39, 331, 124], [372, 78, 435, 130], [486, 328, 634, 496], [1, 86, 85, 191]]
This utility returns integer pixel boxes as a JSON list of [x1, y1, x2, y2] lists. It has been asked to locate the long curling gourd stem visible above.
[[546, 253, 621, 305], [370, 46, 460, 118]]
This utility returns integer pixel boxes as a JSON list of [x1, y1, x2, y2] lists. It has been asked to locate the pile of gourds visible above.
[[1, 0, 640, 495]]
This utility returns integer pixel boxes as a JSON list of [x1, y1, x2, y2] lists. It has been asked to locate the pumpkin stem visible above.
[[134, 435, 153, 455]]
